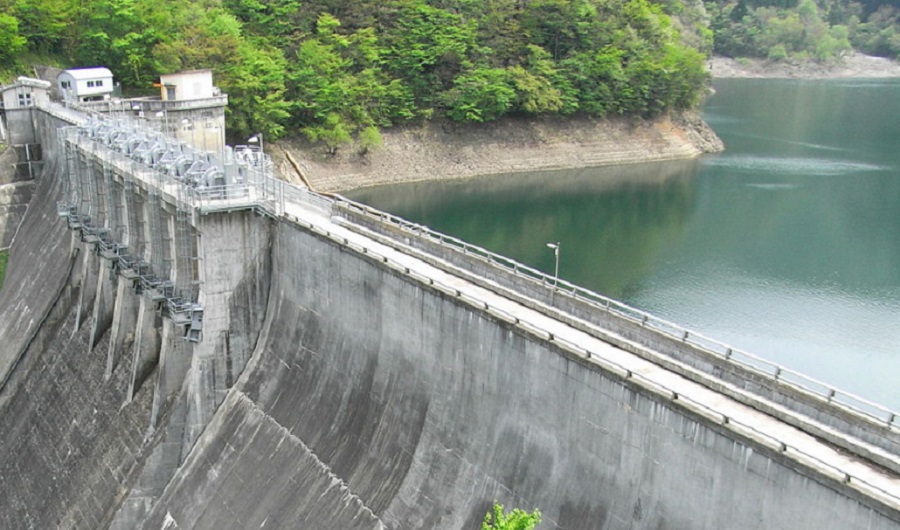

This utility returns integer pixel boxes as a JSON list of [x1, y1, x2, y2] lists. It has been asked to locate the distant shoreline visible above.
[[710, 52, 900, 79]]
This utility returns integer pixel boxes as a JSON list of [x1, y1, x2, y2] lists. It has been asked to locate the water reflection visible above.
[[350, 160, 700, 299]]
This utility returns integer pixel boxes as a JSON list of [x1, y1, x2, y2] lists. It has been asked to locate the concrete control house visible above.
[[57, 67, 114, 103], [0, 76, 51, 110], [159, 69, 217, 101], [0, 76, 51, 145]]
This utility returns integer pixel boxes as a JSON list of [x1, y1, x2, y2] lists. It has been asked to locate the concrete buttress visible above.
[[88, 257, 116, 351], [107, 276, 140, 380], [128, 295, 161, 402], [74, 241, 99, 333]]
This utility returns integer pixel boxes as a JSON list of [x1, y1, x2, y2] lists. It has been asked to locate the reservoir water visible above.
[[347, 78, 900, 410]]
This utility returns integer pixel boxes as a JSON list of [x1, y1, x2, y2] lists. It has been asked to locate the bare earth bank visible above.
[[271, 52, 898, 193], [272, 112, 724, 193], [710, 51, 900, 79]]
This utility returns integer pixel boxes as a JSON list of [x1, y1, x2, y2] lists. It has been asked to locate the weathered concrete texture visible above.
[[0, 153, 74, 392], [0, 309, 155, 530], [140, 392, 385, 530], [0, 180, 35, 247], [0, 115, 162, 529], [3, 108, 38, 145], [0, 142, 35, 248], [0, 145, 20, 185], [183, 211, 272, 447], [142, 221, 899, 530]]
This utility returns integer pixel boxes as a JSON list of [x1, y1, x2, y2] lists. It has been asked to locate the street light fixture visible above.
[[546, 242, 560, 288], [181, 118, 196, 147], [155, 110, 168, 134], [248, 132, 263, 154]]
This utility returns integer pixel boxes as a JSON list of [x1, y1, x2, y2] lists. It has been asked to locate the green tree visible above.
[[222, 0, 302, 41], [12, 0, 74, 54], [384, 3, 475, 106], [303, 112, 352, 154], [508, 44, 578, 114], [357, 124, 382, 155], [221, 43, 292, 140], [442, 67, 516, 122], [0, 13, 26, 64], [482, 502, 542, 530]]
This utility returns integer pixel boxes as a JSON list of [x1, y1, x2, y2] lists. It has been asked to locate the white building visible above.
[[0, 77, 52, 110], [159, 70, 216, 101], [0, 77, 52, 144], [57, 67, 114, 103]]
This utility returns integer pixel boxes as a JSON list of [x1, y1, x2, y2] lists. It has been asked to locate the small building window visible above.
[[95, 79, 103, 87], [87, 80, 95, 88], [18, 93, 33, 107], [60, 81, 71, 89]]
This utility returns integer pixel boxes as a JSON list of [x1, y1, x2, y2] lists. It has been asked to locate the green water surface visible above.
[[348, 78, 900, 410]]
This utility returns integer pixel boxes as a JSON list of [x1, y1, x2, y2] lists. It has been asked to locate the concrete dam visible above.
[[0, 102, 898, 529]]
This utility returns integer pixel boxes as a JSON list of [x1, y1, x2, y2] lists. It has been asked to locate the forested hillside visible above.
[[0, 0, 707, 145], [1, 0, 897, 148], [708, 0, 900, 61]]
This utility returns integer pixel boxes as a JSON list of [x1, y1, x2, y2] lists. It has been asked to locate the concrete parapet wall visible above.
[[335, 203, 900, 470], [138, 220, 900, 530]]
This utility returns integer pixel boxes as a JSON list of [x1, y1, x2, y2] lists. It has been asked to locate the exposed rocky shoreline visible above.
[[710, 51, 900, 79], [273, 111, 724, 193], [272, 52, 899, 193]]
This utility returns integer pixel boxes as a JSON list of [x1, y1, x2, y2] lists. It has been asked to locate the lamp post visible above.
[[546, 242, 560, 288], [248, 132, 265, 171], [182, 118, 195, 148], [155, 110, 169, 135], [248, 132, 263, 154]]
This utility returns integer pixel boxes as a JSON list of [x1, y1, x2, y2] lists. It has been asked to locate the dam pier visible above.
[[0, 101, 897, 529]]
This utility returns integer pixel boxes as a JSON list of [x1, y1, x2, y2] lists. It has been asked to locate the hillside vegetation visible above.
[[709, 0, 900, 61], [1, 0, 897, 151], [0, 0, 707, 147]]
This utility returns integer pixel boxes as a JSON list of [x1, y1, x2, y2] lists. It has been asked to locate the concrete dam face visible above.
[[0, 105, 898, 529]]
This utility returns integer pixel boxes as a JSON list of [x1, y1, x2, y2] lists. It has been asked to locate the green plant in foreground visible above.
[[0, 250, 7, 290], [482, 502, 541, 530]]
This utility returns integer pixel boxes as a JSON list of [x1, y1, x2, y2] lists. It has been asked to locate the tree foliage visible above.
[[2, 0, 713, 148], [707, 0, 900, 60], [482, 502, 542, 530]]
